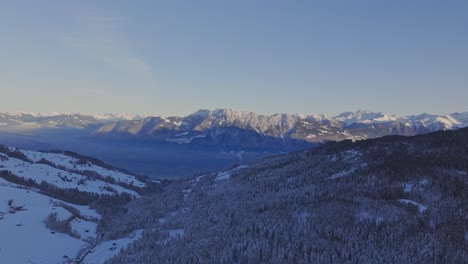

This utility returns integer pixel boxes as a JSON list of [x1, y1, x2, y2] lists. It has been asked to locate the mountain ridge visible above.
[[92, 108, 468, 145], [2, 109, 467, 178], [2, 108, 468, 148]]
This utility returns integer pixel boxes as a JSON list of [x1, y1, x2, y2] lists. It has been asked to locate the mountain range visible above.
[[2, 109, 468, 144], [1, 109, 467, 178]]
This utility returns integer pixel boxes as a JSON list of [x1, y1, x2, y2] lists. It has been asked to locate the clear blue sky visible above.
[[1, 0, 467, 116]]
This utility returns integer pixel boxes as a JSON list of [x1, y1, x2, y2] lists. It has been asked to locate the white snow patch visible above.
[[215, 165, 248, 181], [175, 132, 189, 137], [54, 206, 73, 221], [166, 134, 206, 144], [397, 199, 427, 213], [71, 218, 98, 240], [327, 168, 356, 180]]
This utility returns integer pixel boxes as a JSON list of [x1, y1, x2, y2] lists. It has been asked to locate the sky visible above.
[[0, 0, 467, 116]]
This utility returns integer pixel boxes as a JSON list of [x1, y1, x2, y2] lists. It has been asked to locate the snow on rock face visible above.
[[4, 109, 466, 147], [334, 111, 397, 126], [2, 110, 468, 136], [198, 109, 303, 138], [405, 113, 462, 130], [91, 109, 468, 147], [450, 112, 468, 126]]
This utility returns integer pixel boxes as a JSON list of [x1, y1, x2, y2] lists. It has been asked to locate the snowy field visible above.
[[0, 185, 89, 263], [0, 147, 147, 263]]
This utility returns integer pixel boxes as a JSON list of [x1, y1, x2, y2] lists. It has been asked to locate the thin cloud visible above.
[[60, 11, 153, 80]]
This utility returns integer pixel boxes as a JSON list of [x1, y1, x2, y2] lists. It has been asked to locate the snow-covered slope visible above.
[[450, 112, 468, 127], [0, 146, 145, 197], [334, 110, 399, 126], [0, 183, 95, 264], [0, 145, 148, 264], [0, 183, 142, 264], [404, 113, 461, 130]]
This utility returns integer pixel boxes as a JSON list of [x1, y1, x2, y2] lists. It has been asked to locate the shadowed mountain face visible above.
[[0, 109, 467, 178]]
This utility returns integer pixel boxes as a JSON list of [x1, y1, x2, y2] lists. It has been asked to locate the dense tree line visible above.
[[44, 212, 80, 238], [0, 145, 32, 162], [0, 170, 133, 206]]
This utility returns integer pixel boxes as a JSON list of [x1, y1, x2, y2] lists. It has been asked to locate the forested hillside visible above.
[[103, 127, 468, 263]]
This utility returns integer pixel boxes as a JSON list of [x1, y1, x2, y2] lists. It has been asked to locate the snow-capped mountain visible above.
[[92, 109, 468, 148], [1, 109, 467, 175], [0, 145, 150, 264], [448, 112, 468, 127], [334, 110, 399, 126], [0, 112, 147, 130], [2, 110, 466, 141]]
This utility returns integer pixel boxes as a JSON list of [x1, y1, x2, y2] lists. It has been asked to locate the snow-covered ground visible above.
[[1, 156, 139, 196], [0, 185, 93, 264], [23, 150, 146, 188], [0, 146, 148, 263], [83, 230, 143, 264], [0, 148, 146, 198]]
